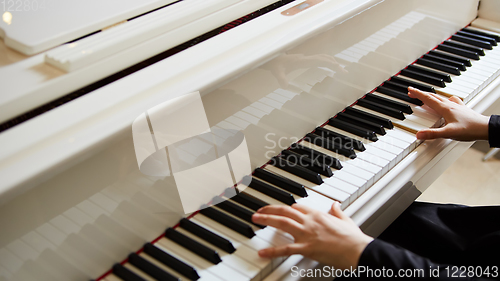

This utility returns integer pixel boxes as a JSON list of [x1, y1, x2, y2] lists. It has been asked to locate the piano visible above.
[[1, 0, 500, 280]]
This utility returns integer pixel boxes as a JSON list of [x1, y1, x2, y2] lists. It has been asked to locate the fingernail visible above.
[[416, 131, 426, 139]]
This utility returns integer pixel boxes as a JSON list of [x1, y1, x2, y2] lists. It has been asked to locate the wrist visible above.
[[478, 115, 490, 140], [346, 235, 374, 268]]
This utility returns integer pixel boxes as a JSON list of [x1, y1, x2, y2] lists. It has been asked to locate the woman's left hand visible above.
[[252, 202, 373, 269]]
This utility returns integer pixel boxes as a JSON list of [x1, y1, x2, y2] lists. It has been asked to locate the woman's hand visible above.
[[408, 87, 489, 141], [251, 202, 373, 269]]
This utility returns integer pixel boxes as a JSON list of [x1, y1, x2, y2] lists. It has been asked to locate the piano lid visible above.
[[2, 0, 497, 280], [0, 0, 179, 55]]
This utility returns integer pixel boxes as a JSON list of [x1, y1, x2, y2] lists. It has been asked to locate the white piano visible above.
[[1, 0, 500, 280]]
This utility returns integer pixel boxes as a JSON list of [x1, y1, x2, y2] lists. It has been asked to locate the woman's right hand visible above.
[[408, 87, 490, 141]]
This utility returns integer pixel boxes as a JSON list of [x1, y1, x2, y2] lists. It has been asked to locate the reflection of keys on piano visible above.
[[96, 25, 500, 281], [3, 1, 500, 281]]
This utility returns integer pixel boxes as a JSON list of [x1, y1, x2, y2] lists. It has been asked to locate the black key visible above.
[[212, 196, 265, 228], [336, 111, 386, 135], [270, 156, 324, 185], [365, 93, 413, 114], [143, 243, 200, 280], [382, 80, 411, 93], [290, 144, 343, 169], [199, 205, 255, 238], [356, 99, 405, 120], [327, 118, 378, 142], [407, 64, 452, 83], [442, 40, 485, 56], [281, 149, 333, 176], [305, 133, 358, 158], [165, 228, 222, 264], [389, 76, 436, 93], [400, 68, 446, 87], [247, 175, 297, 204], [451, 34, 493, 49], [344, 107, 393, 129], [128, 253, 180, 281], [254, 167, 308, 197], [416, 58, 461, 75], [423, 54, 467, 71], [457, 30, 497, 46], [437, 44, 480, 60], [227, 189, 269, 211], [428, 50, 472, 67], [113, 263, 145, 281], [314, 126, 365, 152], [462, 27, 500, 42], [179, 218, 236, 254]]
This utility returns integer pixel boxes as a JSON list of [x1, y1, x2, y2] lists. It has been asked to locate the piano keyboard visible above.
[[95, 25, 500, 281]]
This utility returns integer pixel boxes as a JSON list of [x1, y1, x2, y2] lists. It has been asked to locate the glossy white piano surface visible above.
[[1, 0, 500, 280], [0, 0, 282, 124], [0, 0, 180, 55]]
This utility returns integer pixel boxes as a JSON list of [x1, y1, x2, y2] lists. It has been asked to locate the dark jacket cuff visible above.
[[488, 115, 500, 148]]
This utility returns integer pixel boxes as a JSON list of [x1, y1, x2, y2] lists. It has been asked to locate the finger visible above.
[[258, 243, 305, 258], [291, 203, 316, 215], [416, 127, 450, 140], [408, 87, 444, 113], [252, 213, 304, 237], [256, 205, 306, 224], [449, 95, 464, 105], [430, 93, 447, 102], [328, 201, 349, 220]]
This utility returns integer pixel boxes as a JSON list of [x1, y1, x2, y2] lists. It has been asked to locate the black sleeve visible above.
[[357, 239, 491, 280], [488, 115, 500, 148]]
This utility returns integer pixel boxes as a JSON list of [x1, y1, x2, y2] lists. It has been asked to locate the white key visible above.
[[311, 139, 390, 177], [242, 181, 335, 213], [322, 176, 359, 201], [302, 140, 385, 183], [175, 227, 261, 280], [371, 91, 441, 121], [263, 165, 350, 207], [307, 140, 384, 188], [123, 263, 156, 281], [370, 139, 405, 161], [330, 169, 369, 194], [210, 205, 292, 249], [191, 215, 276, 274], [156, 237, 248, 281], [103, 274, 124, 281], [312, 182, 351, 205], [379, 133, 414, 150], [379, 134, 413, 159], [403, 112, 436, 127], [415, 63, 480, 90], [363, 145, 398, 168], [352, 105, 427, 134], [191, 216, 272, 277], [138, 252, 195, 281], [386, 127, 418, 149], [223, 194, 294, 244], [399, 75, 471, 99], [341, 162, 375, 186], [316, 126, 399, 167], [150, 241, 223, 281]]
